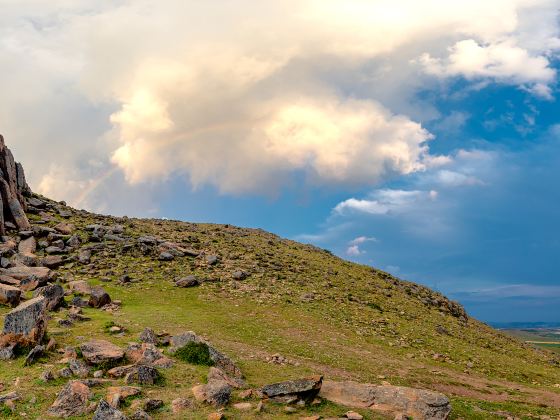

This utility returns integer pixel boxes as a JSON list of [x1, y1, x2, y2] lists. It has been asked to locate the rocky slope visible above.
[[0, 137, 559, 419]]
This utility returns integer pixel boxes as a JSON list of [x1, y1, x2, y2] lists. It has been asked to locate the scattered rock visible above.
[[68, 359, 91, 378], [124, 365, 160, 385], [80, 339, 124, 365], [47, 380, 92, 418], [143, 399, 163, 412], [232, 270, 249, 280], [54, 223, 75, 235], [93, 399, 127, 420], [2, 296, 47, 343], [33, 284, 65, 311], [233, 402, 252, 410], [23, 345, 45, 366], [319, 381, 451, 419], [345, 411, 364, 420], [261, 376, 323, 404], [206, 255, 219, 265], [68, 280, 92, 296], [88, 286, 111, 308], [158, 252, 174, 261], [131, 409, 151, 420], [138, 328, 158, 344], [207, 367, 247, 389], [171, 398, 193, 414], [107, 386, 141, 408], [0, 283, 21, 306], [192, 380, 232, 407], [175, 275, 199, 288], [42, 255, 66, 269], [207, 413, 223, 420]]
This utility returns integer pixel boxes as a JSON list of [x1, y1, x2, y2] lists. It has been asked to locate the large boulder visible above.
[[0, 283, 21, 306], [47, 380, 92, 418], [0, 266, 53, 287], [261, 376, 323, 403], [33, 284, 65, 311], [319, 381, 451, 420], [2, 296, 47, 342], [80, 339, 124, 365], [170, 331, 243, 378]]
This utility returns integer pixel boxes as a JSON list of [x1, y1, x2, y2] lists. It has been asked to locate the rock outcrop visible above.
[[319, 381, 452, 420], [0, 135, 31, 235]]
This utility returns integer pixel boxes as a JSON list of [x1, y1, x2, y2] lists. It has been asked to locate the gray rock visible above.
[[319, 381, 452, 420], [158, 252, 174, 261], [131, 410, 151, 420], [125, 365, 160, 385], [88, 286, 111, 308], [23, 344, 45, 366], [80, 339, 124, 365], [193, 380, 231, 407], [0, 283, 21, 306], [232, 270, 249, 280], [93, 399, 128, 420], [0, 343, 16, 360], [69, 358, 91, 378], [206, 255, 219, 265], [138, 328, 158, 344], [175, 275, 199, 288], [143, 399, 164, 412], [2, 296, 47, 342], [261, 376, 323, 403], [47, 380, 92, 418], [33, 283, 65, 311]]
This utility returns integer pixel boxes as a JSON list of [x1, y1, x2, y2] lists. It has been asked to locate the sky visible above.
[[1, 0, 559, 323]]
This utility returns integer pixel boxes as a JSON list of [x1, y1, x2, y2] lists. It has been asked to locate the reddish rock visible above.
[[0, 283, 21, 306], [80, 340, 124, 365], [47, 380, 92, 418]]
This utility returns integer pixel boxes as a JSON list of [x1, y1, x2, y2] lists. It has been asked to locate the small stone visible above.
[[207, 413, 223, 420], [139, 328, 158, 344], [158, 252, 174, 261], [171, 398, 193, 413], [206, 255, 219, 265], [175, 275, 199, 288], [143, 399, 164, 412], [23, 345, 45, 366], [40, 370, 54, 383], [233, 402, 252, 410], [346, 411, 364, 420]]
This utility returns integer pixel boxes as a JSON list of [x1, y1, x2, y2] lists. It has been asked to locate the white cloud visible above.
[[334, 189, 438, 215], [420, 39, 557, 97], [346, 245, 363, 256], [0, 0, 557, 206]]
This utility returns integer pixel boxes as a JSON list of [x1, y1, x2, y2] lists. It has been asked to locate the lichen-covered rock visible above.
[[192, 380, 232, 407], [207, 367, 247, 389], [138, 328, 157, 344], [88, 286, 111, 308], [47, 380, 92, 418], [93, 399, 127, 420], [124, 365, 160, 385], [33, 284, 65, 311], [0, 283, 21, 306], [319, 381, 451, 420], [80, 339, 124, 365], [2, 296, 47, 343], [23, 344, 45, 366], [261, 376, 323, 403]]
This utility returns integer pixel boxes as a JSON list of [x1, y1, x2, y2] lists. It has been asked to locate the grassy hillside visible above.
[[1, 194, 559, 419]]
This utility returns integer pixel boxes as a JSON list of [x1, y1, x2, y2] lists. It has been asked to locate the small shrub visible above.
[[174, 342, 214, 366]]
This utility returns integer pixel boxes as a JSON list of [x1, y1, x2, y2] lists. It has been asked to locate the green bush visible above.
[[174, 342, 214, 366]]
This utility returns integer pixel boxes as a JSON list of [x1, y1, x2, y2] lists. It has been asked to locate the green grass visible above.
[[0, 194, 559, 418]]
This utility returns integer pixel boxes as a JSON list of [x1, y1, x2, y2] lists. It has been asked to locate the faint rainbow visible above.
[[73, 166, 120, 209]]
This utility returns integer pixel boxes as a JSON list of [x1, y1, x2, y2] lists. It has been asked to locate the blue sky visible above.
[[1, 1, 559, 322]]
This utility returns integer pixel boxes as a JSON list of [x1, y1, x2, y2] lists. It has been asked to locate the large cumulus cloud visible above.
[[0, 0, 558, 207]]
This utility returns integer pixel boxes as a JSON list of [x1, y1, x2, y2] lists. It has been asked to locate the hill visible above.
[[0, 136, 559, 419]]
